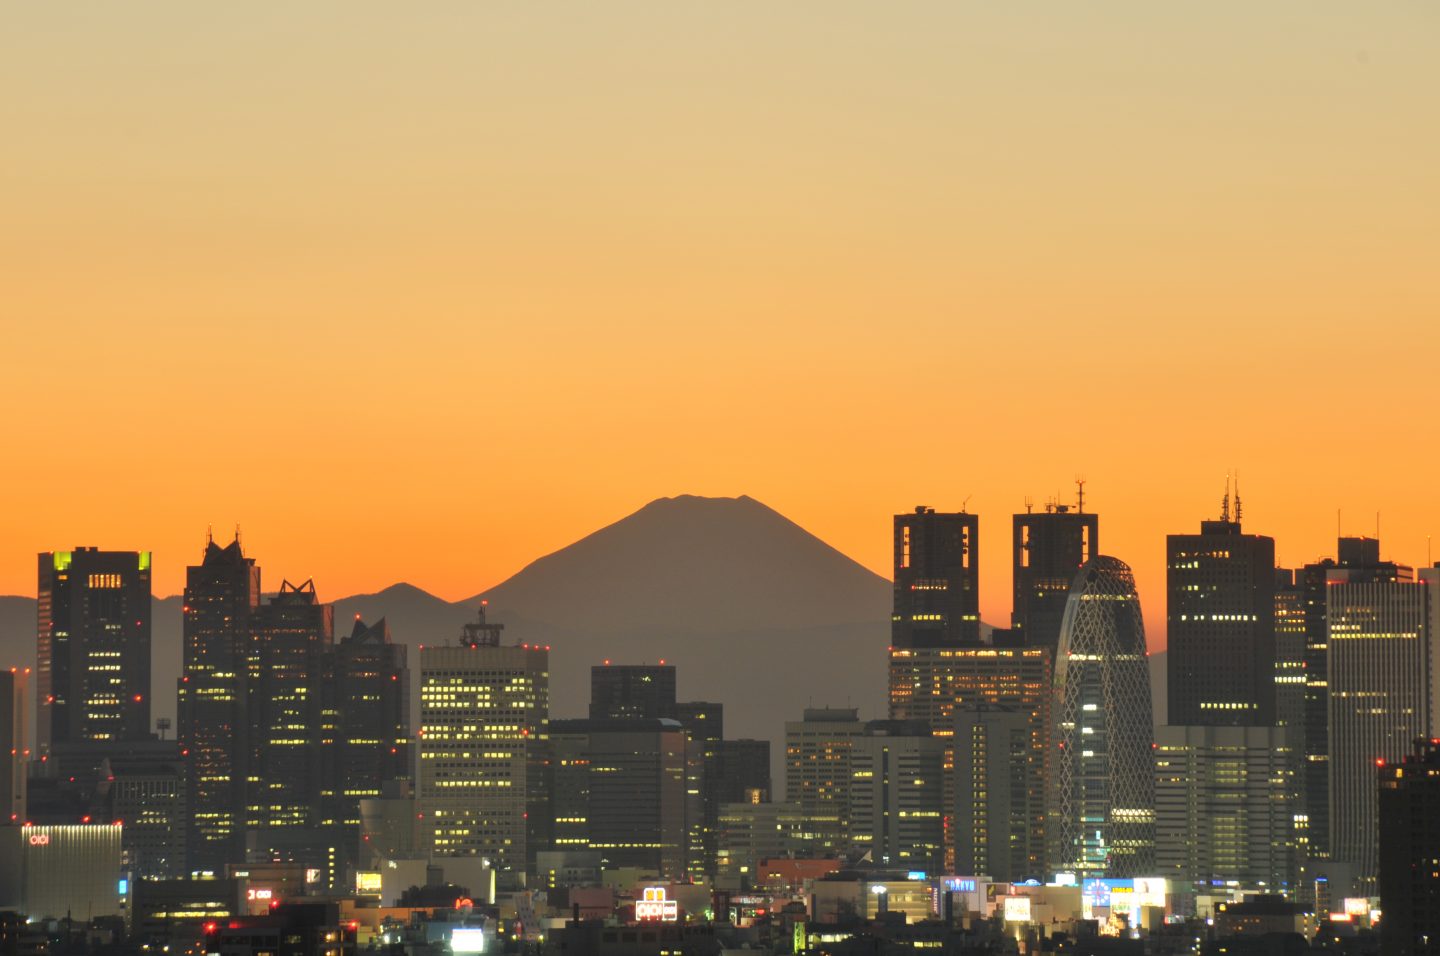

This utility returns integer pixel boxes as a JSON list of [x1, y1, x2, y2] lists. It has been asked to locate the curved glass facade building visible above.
[[1048, 555, 1155, 877]]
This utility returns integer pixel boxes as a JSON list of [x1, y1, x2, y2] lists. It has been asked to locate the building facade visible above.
[[847, 721, 946, 872], [784, 707, 864, 854], [418, 610, 549, 877], [1378, 738, 1440, 956], [1, 667, 28, 824], [1012, 504, 1098, 653], [37, 548, 152, 753], [952, 703, 1039, 883], [1326, 563, 1439, 888], [590, 664, 677, 720], [1048, 555, 1155, 878], [178, 535, 260, 874], [1166, 512, 1276, 726], [893, 507, 979, 648], [1154, 724, 1295, 888]]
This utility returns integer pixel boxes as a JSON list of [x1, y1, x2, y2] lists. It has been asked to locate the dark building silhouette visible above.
[[334, 617, 410, 866], [720, 738, 771, 804], [1379, 738, 1440, 956], [37, 548, 152, 753], [1301, 537, 1393, 863], [590, 663, 677, 720], [2, 667, 29, 824], [1012, 501, 1098, 653], [248, 580, 335, 833], [892, 506, 979, 647], [1273, 570, 1307, 741], [1166, 492, 1276, 726], [546, 718, 696, 880], [178, 535, 260, 874], [675, 700, 721, 873]]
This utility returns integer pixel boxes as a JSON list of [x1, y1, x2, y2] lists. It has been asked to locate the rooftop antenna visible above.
[[1075, 477, 1086, 514], [1024, 496, 1034, 514], [235, 523, 242, 548], [206, 524, 213, 546], [961, 495, 972, 514], [1234, 470, 1243, 524], [1221, 472, 1231, 523]]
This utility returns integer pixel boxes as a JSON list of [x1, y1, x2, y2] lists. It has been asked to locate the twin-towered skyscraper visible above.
[[888, 495, 1154, 881]]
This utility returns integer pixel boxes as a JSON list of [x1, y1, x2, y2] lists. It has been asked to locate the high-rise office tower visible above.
[[720, 738, 771, 804], [847, 721, 947, 872], [590, 664, 677, 720], [1, 668, 29, 824], [1154, 725, 1295, 888], [1166, 496, 1277, 726], [893, 507, 979, 647], [247, 579, 335, 833], [1273, 569, 1311, 881], [1301, 537, 1388, 861], [1273, 570, 1308, 742], [178, 535, 260, 874], [1012, 497, 1098, 653], [1326, 561, 1439, 888], [675, 701, 721, 875], [1048, 556, 1155, 878], [784, 707, 865, 853], [888, 643, 1051, 876], [334, 618, 410, 856], [1378, 738, 1440, 956], [37, 548, 153, 753], [952, 703, 1038, 883], [575, 718, 695, 880], [418, 606, 548, 877]]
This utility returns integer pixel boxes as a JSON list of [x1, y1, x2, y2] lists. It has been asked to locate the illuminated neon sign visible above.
[[635, 887, 679, 922], [28, 834, 50, 846]]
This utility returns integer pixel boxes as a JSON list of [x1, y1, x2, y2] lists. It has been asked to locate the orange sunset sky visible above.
[[3, 4, 1438, 648]]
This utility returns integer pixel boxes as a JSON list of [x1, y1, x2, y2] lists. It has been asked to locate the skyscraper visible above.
[[847, 721, 946, 872], [247, 579, 335, 833], [888, 643, 1051, 877], [1378, 738, 1440, 956], [1012, 500, 1098, 653], [334, 618, 410, 864], [590, 664, 677, 720], [1, 668, 28, 824], [892, 507, 979, 647], [1048, 555, 1155, 878], [178, 535, 260, 874], [784, 707, 864, 853], [37, 548, 152, 753], [1273, 570, 1308, 743], [1301, 536, 1394, 863], [952, 703, 1038, 883], [1166, 497, 1277, 726], [1326, 562, 1439, 887], [418, 606, 549, 877], [1154, 725, 1295, 888], [675, 701, 721, 875], [555, 718, 694, 880]]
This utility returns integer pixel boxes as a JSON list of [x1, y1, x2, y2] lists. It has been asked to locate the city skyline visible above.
[[2, 489, 1432, 654]]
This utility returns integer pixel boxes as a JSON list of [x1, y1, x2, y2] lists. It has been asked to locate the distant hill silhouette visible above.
[[0, 496, 894, 755]]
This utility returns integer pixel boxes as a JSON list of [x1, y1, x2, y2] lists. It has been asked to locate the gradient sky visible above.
[[3, 3, 1438, 647]]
